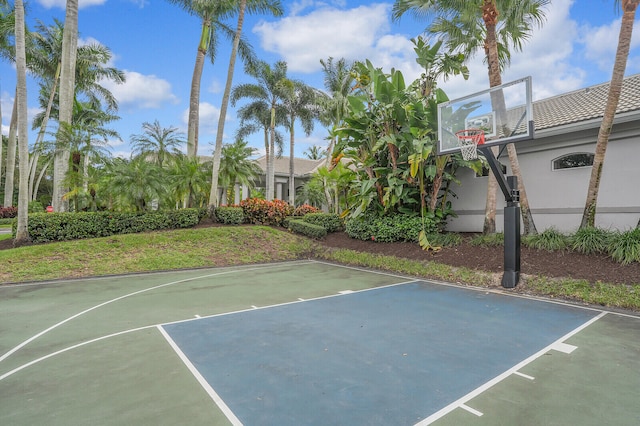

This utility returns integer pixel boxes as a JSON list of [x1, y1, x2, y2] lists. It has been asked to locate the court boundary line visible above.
[[414, 311, 609, 425], [0, 261, 314, 363], [310, 260, 640, 319], [157, 325, 243, 426], [0, 260, 314, 288]]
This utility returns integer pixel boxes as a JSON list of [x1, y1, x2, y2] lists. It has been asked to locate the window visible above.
[[552, 153, 594, 170]]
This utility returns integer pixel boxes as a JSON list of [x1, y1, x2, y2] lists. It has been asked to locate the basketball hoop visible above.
[[455, 129, 485, 161]]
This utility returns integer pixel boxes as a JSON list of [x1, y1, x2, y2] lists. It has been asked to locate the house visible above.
[[446, 73, 640, 233], [224, 156, 325, 205]]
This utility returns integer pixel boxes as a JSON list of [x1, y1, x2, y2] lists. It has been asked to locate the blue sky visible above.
[[2, 0, 639, 159]]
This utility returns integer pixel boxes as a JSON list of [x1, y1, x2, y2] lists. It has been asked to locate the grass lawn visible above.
[[0, 225, 638, 312]]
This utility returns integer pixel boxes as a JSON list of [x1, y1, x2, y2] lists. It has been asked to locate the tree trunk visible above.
[[506, 143, 537, 234], [288, 122, 295, 205], [580, 2, 637, 229], [30, 63, 60, 200], [3, 95, 17, 207], [54, 0, 79, 212], [187, 18, 210, 158], [268, 109, 275, 201], [14, 0, 30, 245], [483, 146, 499, 235], [210, 0, 246, 207]]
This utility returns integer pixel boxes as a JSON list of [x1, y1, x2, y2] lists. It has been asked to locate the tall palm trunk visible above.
[[581, 0, 638, 228], [14, 0, 30, 245], [267, 106, 275, 200], [210, 0, 246, 207], [482, 0, 537, 235], [288, 119, 295, 205], [187, 17, 210, 158], [53, 0, 79, 212], [30, 63, 60, 201], [3, 95, 17, 207]]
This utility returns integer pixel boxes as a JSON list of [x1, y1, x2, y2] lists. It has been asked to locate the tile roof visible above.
[[533, 73, 640, 130], [255, 156, 325, 176]]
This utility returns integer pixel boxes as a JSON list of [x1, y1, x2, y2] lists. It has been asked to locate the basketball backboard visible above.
[[437, 76, 534, 155]]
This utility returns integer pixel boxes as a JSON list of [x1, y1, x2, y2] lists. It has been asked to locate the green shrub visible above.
[[214, 207, 244, 225], [23, 209, 200, 243], [28, 201, 45, 213], [293, 204, 320, 216], [470, 233, 504, 247], [570, 226, 611, 255], [523, 228, 568, 251], [240, 198, 293, 226], [0, 218, 15, 226], [608, 228, 640, 265], [287, 219, 327, 239], [345, 213, 438, 243], [303, 213, 343, 233]]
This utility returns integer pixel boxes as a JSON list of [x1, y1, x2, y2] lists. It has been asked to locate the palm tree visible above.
[[167, 0, 260, 158], [209, 0, 283, 207], [219, 139, 261, 204], [281, 79, 321, 205], [167, 154, 211, 208], [101, 157, 166, 212], [53, 0, 79, 213], [235, 101, 285, 161], [393, 0, 548, 235], [14, 0, 29, 245], [29, 20, 124, 201], [130, 120, 186, 168], [304, 145, 326, 160], [581, 0, 640, 229], [230, 60, 289, 201]]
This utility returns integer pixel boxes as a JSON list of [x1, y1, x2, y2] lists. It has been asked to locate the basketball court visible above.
[[1, 261, 639, 425]]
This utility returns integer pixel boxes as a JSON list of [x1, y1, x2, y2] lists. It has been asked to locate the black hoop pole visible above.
[[477, 146, 521, 288]]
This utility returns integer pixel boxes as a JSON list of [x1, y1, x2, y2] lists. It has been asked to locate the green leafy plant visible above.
[[287, 219, 327, 239], [523, 228, 568, 251], [570, 226, 611, 255], [345, 213, 438, 243], [427, 232, 462, 247], [470, 233, 504, 247], [608, 228, 640, 265], [302, 213, 343, 233], [214, 207, 244, 225]]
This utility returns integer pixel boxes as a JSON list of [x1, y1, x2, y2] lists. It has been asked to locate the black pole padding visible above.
[[502, 176, 521, 288]]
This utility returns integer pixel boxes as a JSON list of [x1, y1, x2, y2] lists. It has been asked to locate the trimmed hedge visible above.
[[345, 213, 439, 243], [19, 209, 200, 243], [214, 207, 244, 225], [287, 219, 327, 239], [302, 213, 343, 233]]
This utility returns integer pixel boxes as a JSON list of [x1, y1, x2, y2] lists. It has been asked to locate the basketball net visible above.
[[455, 129, 485, 161]]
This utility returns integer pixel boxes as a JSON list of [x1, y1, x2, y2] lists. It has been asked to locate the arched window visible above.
[[552, 153, 594, 171]]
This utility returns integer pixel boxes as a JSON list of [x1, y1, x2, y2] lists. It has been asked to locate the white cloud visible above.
[[253, 4, 392, 73], [580, 16, 640, 73], [181, 102, 221, 136], [37, 0, 107, 9], [208, 79, 223, 95], [440, 0, 586, 102], [102, 71, 179, 109]]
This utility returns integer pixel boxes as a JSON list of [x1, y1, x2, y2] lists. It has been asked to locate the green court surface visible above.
[[1, 260, 639, 425]]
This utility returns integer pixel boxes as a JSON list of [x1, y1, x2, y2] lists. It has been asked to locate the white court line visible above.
[[0, 325, 156, 382], [0, 262, 311, 364], [414, 311, 608, 425], [157, 325, 243, 426], [460, 404, 483, 417], [552, 342, 578, 354], [514, 371, 535, 380]]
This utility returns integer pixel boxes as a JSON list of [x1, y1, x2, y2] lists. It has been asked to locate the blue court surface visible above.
[[161, 280, 599, 425]]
